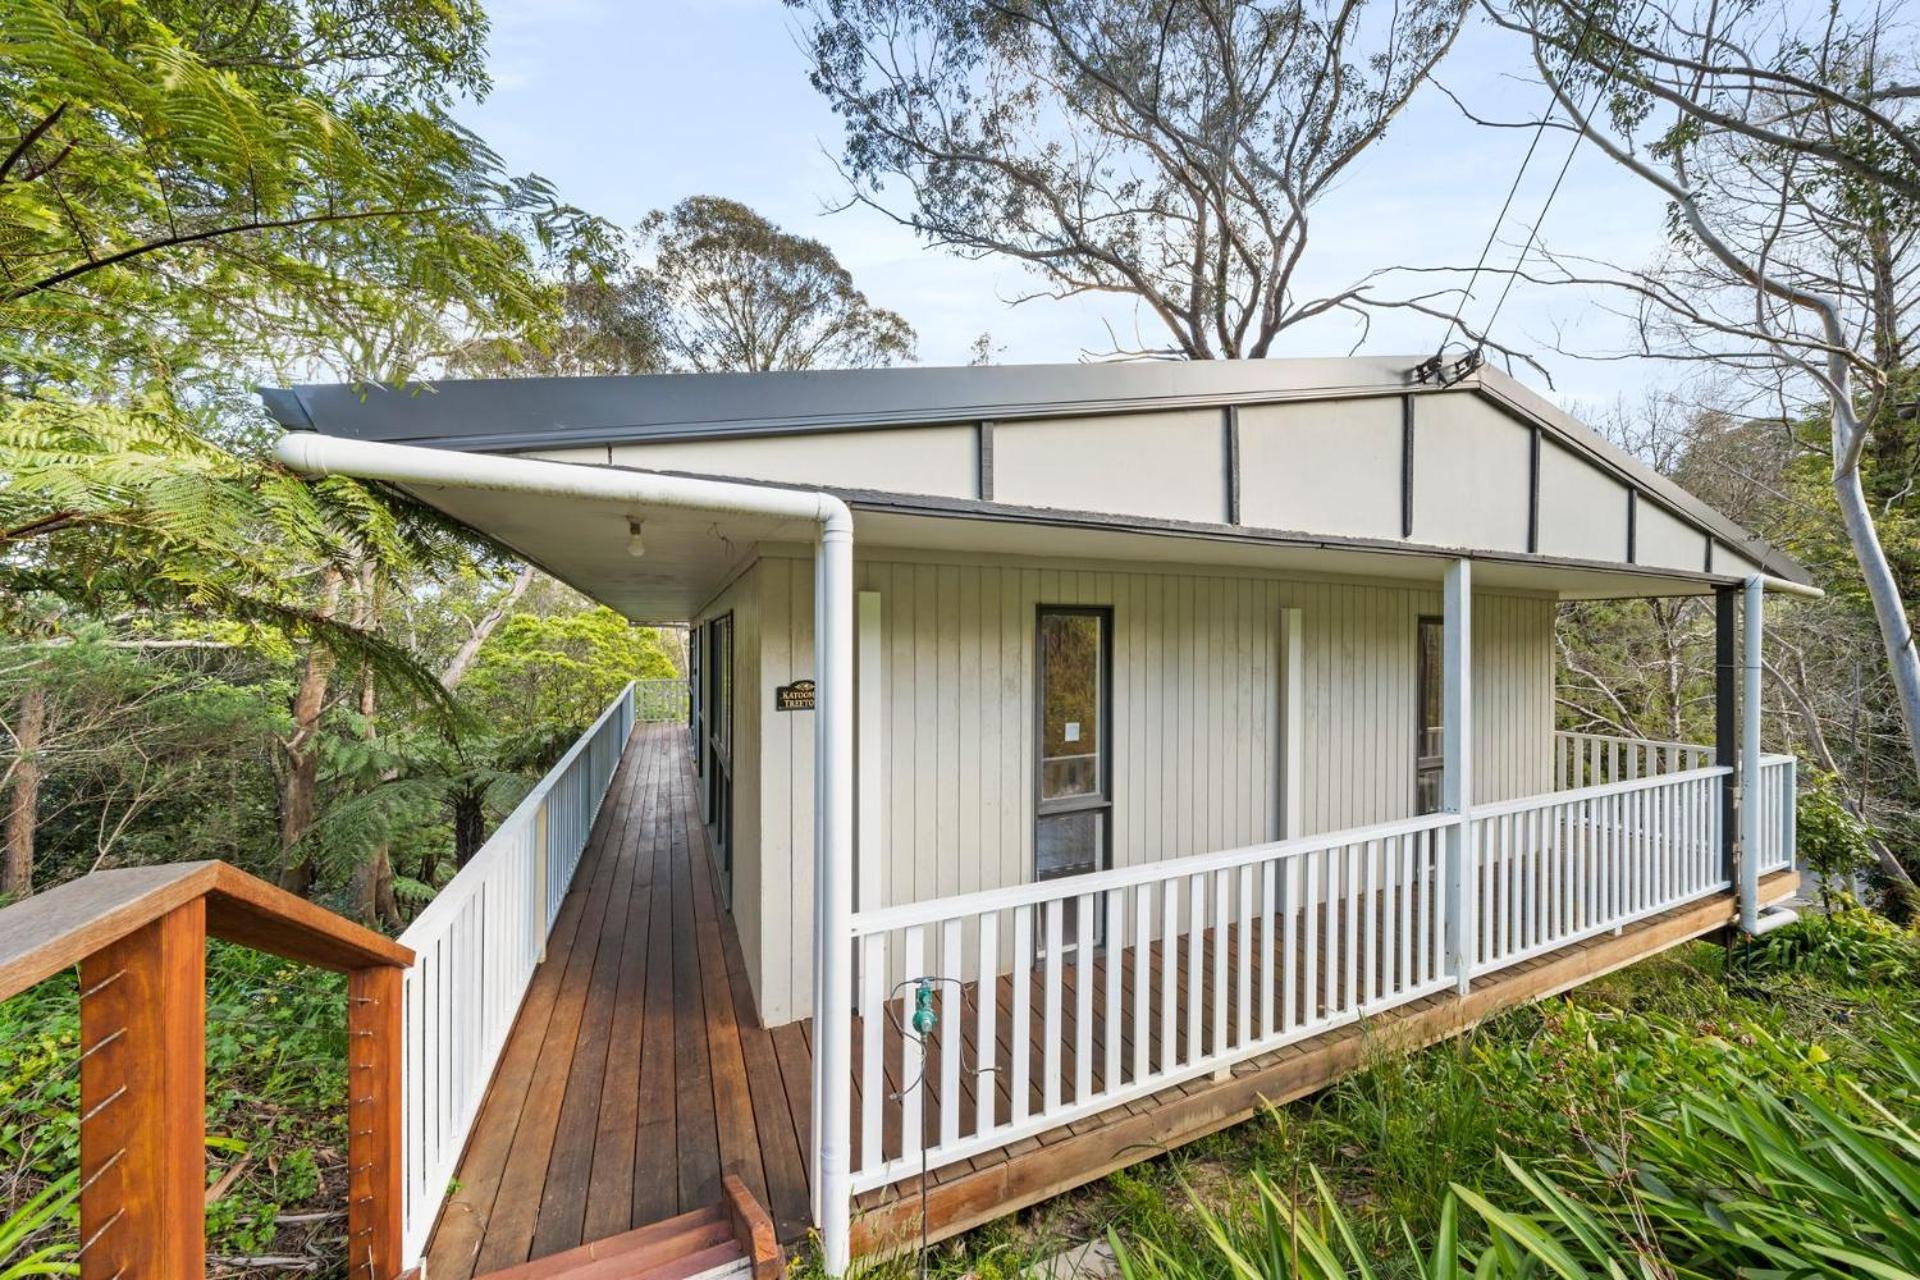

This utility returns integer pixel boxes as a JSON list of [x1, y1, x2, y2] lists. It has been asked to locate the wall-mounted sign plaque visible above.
[[775, 679, 815, 712]]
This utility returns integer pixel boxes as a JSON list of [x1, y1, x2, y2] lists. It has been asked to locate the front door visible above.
[[1035, 606, 1111, 951]]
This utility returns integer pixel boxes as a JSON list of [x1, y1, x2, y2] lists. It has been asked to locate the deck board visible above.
[[425, 724, 1795, 1276]]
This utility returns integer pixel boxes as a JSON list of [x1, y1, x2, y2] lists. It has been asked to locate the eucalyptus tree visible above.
[[642, 197, 915, 371], [790, 0, 1469, 358], [1478, 0, 1920, 819]]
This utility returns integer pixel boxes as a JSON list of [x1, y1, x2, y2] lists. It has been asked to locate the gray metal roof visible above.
[[259, 357, 1811, 586], [259, 357, 1426, 448]]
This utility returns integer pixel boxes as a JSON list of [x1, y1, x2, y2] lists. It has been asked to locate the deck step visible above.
[[475, 1179, 783, 1280]]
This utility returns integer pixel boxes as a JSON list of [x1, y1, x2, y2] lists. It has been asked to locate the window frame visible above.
[[1415, 614, 1445, 815], [1032, 604, 1115, 882]]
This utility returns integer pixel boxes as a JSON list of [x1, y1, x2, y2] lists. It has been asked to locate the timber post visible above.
[[78, 901, 207, 1280]]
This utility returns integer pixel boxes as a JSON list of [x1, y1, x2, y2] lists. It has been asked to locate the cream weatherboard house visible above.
[[256, 357, 1806, 1280]]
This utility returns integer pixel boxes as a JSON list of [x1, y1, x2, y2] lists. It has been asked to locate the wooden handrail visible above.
[[0, 860, 412, 999], [0, 861, 413, 1280]]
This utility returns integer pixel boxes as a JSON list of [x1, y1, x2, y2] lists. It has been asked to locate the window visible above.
[[1416, 616, 1444, 814], [1036, 607, 1111, 949]]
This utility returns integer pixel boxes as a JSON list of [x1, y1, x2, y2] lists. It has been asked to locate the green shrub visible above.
[[1739, 905, 1920, 984], [1098, 940, 1920, 1280], [1795, 772, 1877, 907], [1113, 1013, 1920, 1274]]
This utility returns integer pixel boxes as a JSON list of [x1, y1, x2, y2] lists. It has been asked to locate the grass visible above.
[[830, 912, 1920, 1280]]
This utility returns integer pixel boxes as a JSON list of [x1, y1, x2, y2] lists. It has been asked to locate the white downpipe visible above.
[[1740, 576, 1764, 933], [272, 433, 860, 1277], [816, 521, 855, 1276]]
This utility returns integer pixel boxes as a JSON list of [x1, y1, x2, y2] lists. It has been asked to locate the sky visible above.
[[455, 0, 1684, 417]]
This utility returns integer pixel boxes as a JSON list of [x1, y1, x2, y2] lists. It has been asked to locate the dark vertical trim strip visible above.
[[977, 419, 995, 502], [1400, 394, 1415, 539], [1705, 538, 1715, 574], [1225, 405, 1242, 525], [1626, 488, 1638, 563], [1714, 586, 1738, 879], [1526, 425, 1542, 554]]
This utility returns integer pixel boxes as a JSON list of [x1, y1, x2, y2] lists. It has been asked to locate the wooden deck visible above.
[[424, 724, 814, 1280], [424, 724, 1796, 1276]]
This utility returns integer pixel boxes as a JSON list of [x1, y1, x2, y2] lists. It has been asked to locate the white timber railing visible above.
[[1553, 730, 1714, 788], [394, 683, 635, 1261], [1752, 754, 1797, 875], [845, 811, 1459, 1193], [1470, 767, 1729, 973], [846, 750, 1798, 1195], [635, 675, 691, 723]]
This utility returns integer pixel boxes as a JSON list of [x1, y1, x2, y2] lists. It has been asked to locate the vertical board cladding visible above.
[[736, 549, 1556, 1026]]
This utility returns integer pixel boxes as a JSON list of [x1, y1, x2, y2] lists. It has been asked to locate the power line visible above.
[[1439, 100, 1560, 352], [1430, 1, 1647, 376], [1479, 0, 1656, 341]]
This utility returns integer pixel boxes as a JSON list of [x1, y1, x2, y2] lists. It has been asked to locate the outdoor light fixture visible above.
[[626, 517, 646, 558]]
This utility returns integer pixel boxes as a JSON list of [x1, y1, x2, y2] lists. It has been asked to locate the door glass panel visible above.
[[1037, 810, 1102, 879], [1040, 612, 1104, 802], [1417, 617, 1444, 814]]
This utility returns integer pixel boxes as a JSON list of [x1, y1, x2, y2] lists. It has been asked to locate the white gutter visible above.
[[272, 433, 860, 1277], [1757, 573, 1824, 601]]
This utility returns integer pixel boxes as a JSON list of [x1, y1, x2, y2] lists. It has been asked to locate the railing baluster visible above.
[[1236, 865, 1253, 1050], [1344, 845, 1360, 1012], [1412, 833, 1428, 988], [1362, 840, 1379, 1007], [1160, 880, 1178, 1072], [1384, 836, 1401, 998], [1283, 856, 1300, 1032], [1321, 848, 1339, 1018], [1259, 860, 1278, 1039], [1543, 803, 1558, 945], [1504, 813, 1520, 959], [1010, 905, 1032, 1126], [1105, 889, 1123, 1092], [1211, 871, 1229, 1057], [1133, 885, 1152, 1085], [859, 932, 885, 1167], [975, 915, 997, 1137], [940, 919, 963, 1148], [1187, 874, 1205, 1062], [1302, 853, 1318, 1026], [1074, 894, 1093, 1104], [901, 925, 926, 1165], [1042, 903, 1063, 1113]]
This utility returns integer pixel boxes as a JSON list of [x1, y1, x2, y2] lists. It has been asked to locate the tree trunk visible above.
[[353, 844, 400, 927], [279, 569, 341, 895], [440, 564, 535, 691], [3, 685, 47, 898], [1832, 444, 1920, 809], [350, 565, 401, 928], [451, 788, 487, 869]]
